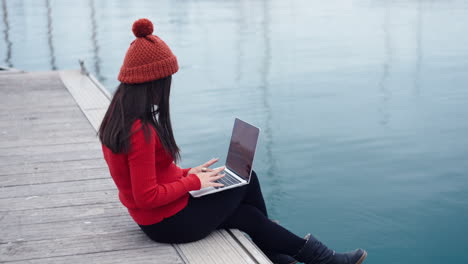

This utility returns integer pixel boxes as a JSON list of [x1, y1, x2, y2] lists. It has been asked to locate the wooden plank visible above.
[[228, 229, 273, 263], [0, 107, 87, 122], [0, 115, 90, 129], [0, 231, 182, 263], [0, 71, 186, 264], [59, 70, 109, 132], [0, 105, 78, 116], [0, 72, 62, 88], [59, 70, 110, 110], [0, 100, 78, 112], [0, 121, 94, 138], [0, 201, 124, 227], [0, 129, 94, 144], [0, 214, 137, 243], [175, 230, 253, 264], [1, 247, 184, 264], [0, 135, 99, 149], [0, 167, 109, 187], [0, 156, 107, 176], [0, 177, 115, 199], [0, 189, 118, 211], [0, 71, 63, 92], [0, 92, 72, 104], [0, 147, 103, 166], [84, 108, 106, 131], [0, 141, 101, 157], [0, 90, 76, 109]]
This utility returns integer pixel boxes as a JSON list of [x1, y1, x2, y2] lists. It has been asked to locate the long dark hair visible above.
[[98, 75, 180, 162]]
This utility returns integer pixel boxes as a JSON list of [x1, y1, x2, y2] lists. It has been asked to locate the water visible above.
[[2, 0, 468, 263]]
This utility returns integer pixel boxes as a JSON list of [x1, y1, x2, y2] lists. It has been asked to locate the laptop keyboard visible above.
[[214, 170, 242, 189]]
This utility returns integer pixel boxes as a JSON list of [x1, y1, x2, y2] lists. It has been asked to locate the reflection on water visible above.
[[414, 0, 423, 96], [1, 0, 12, 67], [379, 2, 392, 126], [88, 0, 103, 82], [258, 0, 279, 216], [45, 0, 56, 70], [1, 0, 468, 263]]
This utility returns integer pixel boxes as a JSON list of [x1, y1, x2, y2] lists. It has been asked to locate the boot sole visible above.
[[355, 250, 368, 264]]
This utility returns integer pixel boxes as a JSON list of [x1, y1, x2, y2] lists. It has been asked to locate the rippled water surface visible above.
[[2, 0, 468, 263]]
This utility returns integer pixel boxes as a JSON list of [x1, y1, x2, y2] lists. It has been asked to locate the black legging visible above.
[[138, 171, 307, 256]]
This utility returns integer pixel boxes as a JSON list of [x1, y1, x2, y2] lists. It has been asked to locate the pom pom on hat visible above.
[[132, 18, 154, 38]]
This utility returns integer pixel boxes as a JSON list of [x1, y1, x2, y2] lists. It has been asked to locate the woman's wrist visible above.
[[184, 173, 201, 191], [182, 167, 192, 177]]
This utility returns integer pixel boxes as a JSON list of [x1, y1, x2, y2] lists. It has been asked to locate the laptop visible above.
[[189, 118, 260, 198]]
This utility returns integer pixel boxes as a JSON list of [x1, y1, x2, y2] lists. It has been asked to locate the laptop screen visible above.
[[226, 118, 260, 181]]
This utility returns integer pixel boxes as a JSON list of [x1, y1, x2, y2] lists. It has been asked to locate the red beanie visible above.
[[118, 18, 179, 84]]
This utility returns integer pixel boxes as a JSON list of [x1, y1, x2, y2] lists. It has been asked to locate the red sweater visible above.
[[101, 119, 201, 225]]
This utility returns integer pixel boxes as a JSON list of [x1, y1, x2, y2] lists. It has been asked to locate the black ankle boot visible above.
[[328, 249, 367, 264], [292, 233, 367, 264]]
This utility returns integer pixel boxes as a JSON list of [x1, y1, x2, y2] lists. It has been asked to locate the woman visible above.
[[99, 18, 367, 264]]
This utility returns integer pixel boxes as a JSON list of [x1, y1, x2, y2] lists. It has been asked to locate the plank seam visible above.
[[227, 229, 264, 264], [0, 244, 157, 263], [1, 176, 110, 188], [0, 201, 118, 212]]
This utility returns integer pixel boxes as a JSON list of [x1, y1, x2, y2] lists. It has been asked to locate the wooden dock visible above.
[[0, 69, 272, 264]]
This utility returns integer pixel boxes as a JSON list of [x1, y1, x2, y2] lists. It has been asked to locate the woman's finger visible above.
[[209, 182, 224, 187], [209, 166, 225, 176], [202, 158, 219, 168], [210, 173, 225, 181]]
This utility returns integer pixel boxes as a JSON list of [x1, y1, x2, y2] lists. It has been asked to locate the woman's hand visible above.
[[188, 158, 220, 175], [196, 166, 226, 189]]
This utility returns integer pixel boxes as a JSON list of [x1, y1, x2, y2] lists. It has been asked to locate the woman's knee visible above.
[[250, 170, 260, 184], [251, 169, 258, 179], [222, 204, 266, 231]]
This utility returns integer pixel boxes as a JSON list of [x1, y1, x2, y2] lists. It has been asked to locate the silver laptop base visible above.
[[189, 168, 248, 198]]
